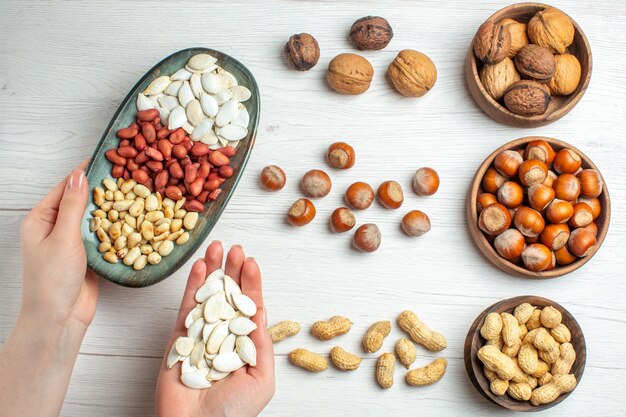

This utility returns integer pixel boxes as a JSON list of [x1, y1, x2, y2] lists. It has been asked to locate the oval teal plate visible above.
[[81, 47, 260, 287]]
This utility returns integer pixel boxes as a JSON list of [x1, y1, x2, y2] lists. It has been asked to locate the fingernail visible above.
[[259, 306, 268, 328], [67, 170, 85, 191], [245, 256, 255, 262]]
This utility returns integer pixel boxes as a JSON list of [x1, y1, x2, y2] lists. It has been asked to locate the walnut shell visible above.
[[284, 33, 320, 71], [500, 18, 529, 57], [480, 57, 521, 100], [514, 44, 556, 83], [473, 20, 511, 65], [327, 53, 374, 95], [504, 80, 551, 116], [349, 16, 393, 50], [528, 7, 575, 54], [549, 54, 581, 96], [387, 50, 437, 97]]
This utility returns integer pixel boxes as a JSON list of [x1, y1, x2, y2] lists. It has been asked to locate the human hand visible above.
[[156, 241, 275, 417], [20, 165, 99, 328]]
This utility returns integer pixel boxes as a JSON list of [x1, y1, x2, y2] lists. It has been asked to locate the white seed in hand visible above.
[[203, 320, 221, 344], [181, 369, 211, 389], [181, 357, 197, 375], [175, 337, 195, 357], [195, 279, 223, 303], [219, 333, 237, 355], [187, 318, 205, 341], [206, 268, 225, 283], [204, 291, 227, 323], [224, 275, 241, 305], [213, 351, 245, 373], [236, 335, 257, 366], [220, 303, 237, 320], [185, 304, 204, 328], [232, 293, 257, 317], [167, 343, 182, 369], [207, 320, 230, 354], [190, 341, 206, 367], [229, 317, 257, 336], [207, 367, 229, 381]]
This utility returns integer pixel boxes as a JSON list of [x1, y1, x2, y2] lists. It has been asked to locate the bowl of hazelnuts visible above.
[[466, 3, 591, 127], [467, 137, 610, 279]]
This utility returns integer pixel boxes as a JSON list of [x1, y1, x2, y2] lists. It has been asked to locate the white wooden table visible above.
[[2, 1, 625, 415]]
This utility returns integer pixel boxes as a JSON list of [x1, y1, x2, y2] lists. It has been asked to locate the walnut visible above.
[[327, 53, 374, 95], [387, 49, 437, 97], [349, 16, 393, 50], [284, 33, 320, 71], [528, 7, 575, 54], [499, 18, 529, 57], [549, 54, 581, 96], [504, 80, 551, 116], [473, 20, 511, 65], [480, 57, 521, 100], [514, 44, 556, 83]]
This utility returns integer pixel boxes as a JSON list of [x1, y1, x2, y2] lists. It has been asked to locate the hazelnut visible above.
[[545, 199, 574, 224], [568, 228, 596, 257], [518, 159, 548, 187], [388, 50, 437, 97], [477, 193, 498, 213], [528, 7, 575, 54], [330, 207, 356, 233], [494, 150, 523, 177], [482, 167, 506, 194], [479, 57, 521, 100], [514, 44, 556, 83], [327, 53, 374, 95], [479, 203, 512, 236], [521, 243, 552, 271], [284, 33, 320, 71], [553, 173, 581, 202], [300, 169, 332, 198], [353, 224, 381, 252], [401, 210, 431, 237], [528, 184, 555, 211], [345, 182, 375, 210], [287, 198, 316, 226], [577, 169, 603, 198], [514, 206, 545, 238], [525, 140, 556, 164], [503, 80, 551, 116], [569, 202, 594, 228], [578, 197, 601, 220], [327, 142, 355, 169], [377, 181, 404, 209], [494, 229, 526, 260], [553, 148, 582, 174], [473, 20, 511, 65], [555, 245, 577, 266], [500, 18, 529, 57], [349, 16, 393, 51], [412, 167, 440, 196], [549, 54, 581, 96], [497, 181, 524, 208], [259, 165, 286, 191], [540, 223, 571, 250]]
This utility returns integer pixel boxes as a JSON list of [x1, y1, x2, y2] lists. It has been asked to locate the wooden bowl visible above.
[[466, 3, 592, 127], [464, 295, 586, 411], [81, 47, 260, 287], [467, 136, 610, 278]]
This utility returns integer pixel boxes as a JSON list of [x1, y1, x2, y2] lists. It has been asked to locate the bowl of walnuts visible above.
[[467, 137, 610, 279], [466, 3, 591, 127]]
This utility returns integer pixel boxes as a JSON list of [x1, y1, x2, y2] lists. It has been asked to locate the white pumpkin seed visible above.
[[182, 122, 194, 134], [165, 80, 183, 96], [167, 343, 182, 369], [229, 85, 251, 102], [217, 72, 237, 90], [187, 318, 205, 341], [201, 72, 219, 94], [202, 320, 222, 343], [137, 93, 155, 111], [232, 292, 257, 317], [191, 118, 214, 141], [178, 81, 194, 107], [181, 357, 198, 375], [195, 279, 223, 303], [171, 68, 192, 81], [216, 100, 238, 127], [190, 73, 203, 98], [236, 335, 257, 366], [181, 369, 211, 389], [148, 93, 163, 106], [186, 99, 203, 126], [206, 269, 225, 282], [190, 341, 205, 367], [199, 92, 219, 117], [144, 76, 171, 96], [204, 291, 227, 323], [228, 140, 240, 148], [185, 304, 204, 328], [224, 275, 241, 305], [213, 90, 232, 105], [188, 54, 218, 71], [207, 320, 230, 354], [175, 336, 195, 356], [219, 333, 237, 355], [220, 303, 237, 320], [233, 106, 250, 128], [156, 106, 170, 124], [217, 125, 247, 141], [197, 358, 209, 369], [158, 95, 180, 111], [207, 367, 229, 381], [229, 317, 257, 336], [201, 130, 219, 146], [168, 106, 187, 130], [213, 351, 245, 373]]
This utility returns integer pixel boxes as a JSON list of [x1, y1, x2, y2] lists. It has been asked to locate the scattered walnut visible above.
[[473, 20, 511, 65], [549, 54, 581, 96], [327, 53, 374, 95], [480, 57, 521, 100], [284, 33, 320, 71], [387, 49, 437, 97], [528, 7, 575, 54], [349, 16, 393, 50], [514, 44, 556, 83], [504, 80, 551, 116]]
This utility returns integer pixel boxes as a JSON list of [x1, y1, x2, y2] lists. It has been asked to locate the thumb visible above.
[[52, 169, 88, 240]]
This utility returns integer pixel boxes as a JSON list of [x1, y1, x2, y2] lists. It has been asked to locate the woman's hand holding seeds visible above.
[[156, 241, 275, 417]]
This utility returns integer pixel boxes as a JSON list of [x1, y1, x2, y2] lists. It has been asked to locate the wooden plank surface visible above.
[[1, 0, 626, 416]]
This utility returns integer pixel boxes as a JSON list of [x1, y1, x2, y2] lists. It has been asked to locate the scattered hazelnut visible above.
[[300, 169, 332, 198], [514, 44, 556, 83], [549, 54, 581, 96], [377, 181, 404, 209], [287, 198, 316, 226], [388, 49, 437, 97], [327, 142, 355, 169], [480, 57, 521, 100], [500, 18, 529, 57], [353, 223, 381, 252], [553, 173, 581, 202], [577, 169, 603, 198], [284, 33, 320, 71], [540, 223, 571, 250], [349, 16, 393, 51], [345, 182, 375, 210], [528, 7, 575, 54], [568, 228, 596, 257], [494, 229, 525, 260], [401, 210, 431, 237], [521, 243, 552, 271], [327, 53, 374, 95], [478, 203, 512, 236], [503, 80, 551, 116], [553, 148, 582, 174], [259, 165, 286, 191], [412, 167, 440, 196], [330, 207, 356, 233], [473, 20, 511, 65]]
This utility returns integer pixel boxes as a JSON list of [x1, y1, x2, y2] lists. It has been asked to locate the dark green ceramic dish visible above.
[[81, 47, 260, 287]]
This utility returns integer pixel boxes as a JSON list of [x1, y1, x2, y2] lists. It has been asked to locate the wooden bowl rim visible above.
[[464, 295, 586, 412], [466, 2, 593, 127], [467, 136, 610, 279]]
